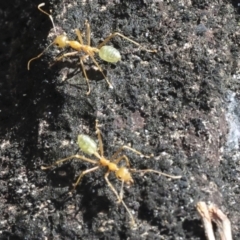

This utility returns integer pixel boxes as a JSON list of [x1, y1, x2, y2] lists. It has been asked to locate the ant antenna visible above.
[[38, 3, 57, 34], [27, 42, 55, 70], [27, 3, 57, 70]]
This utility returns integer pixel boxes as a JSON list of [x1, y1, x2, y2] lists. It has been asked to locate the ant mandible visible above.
[[28, 3, 157, 95], [41, 120, 181, 226]]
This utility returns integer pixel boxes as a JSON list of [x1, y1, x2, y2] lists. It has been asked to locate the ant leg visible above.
[[75, 29, 84, 45], [119, 179, 125, 202], [104, 171, 136, 226], [41, 154, 98, 170], [75, 20, 91, 45], [72, 166, 99, 190], [95, 120, 104, 156], [88, 55, 113, 89], [79, 56, 91, 95], [85, 20, 91, 46], [50, 50, 91, 95], [130, 169, 182, 179], [104, 172, 122, 202], [111, 145, 153, 161], [52, 51, 79, 63], [112, 155, 130, 167], [98, 32, 157, 53]]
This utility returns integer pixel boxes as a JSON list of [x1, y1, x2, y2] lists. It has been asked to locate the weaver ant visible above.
[[41, 120, 181, 226], [28, 3, 157, 95]]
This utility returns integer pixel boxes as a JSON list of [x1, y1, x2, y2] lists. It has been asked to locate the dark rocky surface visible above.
[[0, 0, 240, 239]]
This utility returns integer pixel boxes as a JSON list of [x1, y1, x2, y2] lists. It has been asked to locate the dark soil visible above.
[[1, 0, 240, 239]]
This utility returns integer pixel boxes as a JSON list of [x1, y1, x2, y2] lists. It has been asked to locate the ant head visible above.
[[116, 167, 134, 184], [54, 35, 69, 48]]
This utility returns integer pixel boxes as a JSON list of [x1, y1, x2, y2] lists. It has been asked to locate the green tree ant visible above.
[[41, 120, 181, 226], [27, 3, 157, 95]]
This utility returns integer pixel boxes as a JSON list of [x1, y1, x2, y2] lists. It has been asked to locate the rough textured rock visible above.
[[0, 0, 240, 239]]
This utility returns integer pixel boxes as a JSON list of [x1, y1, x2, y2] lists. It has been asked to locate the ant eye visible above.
[[117, 175, 122, 180]]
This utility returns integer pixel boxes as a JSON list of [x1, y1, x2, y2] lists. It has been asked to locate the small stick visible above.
[[196, 202, 215, 240], [196, 202, 233, 240], [208, 204, 232, 240]]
